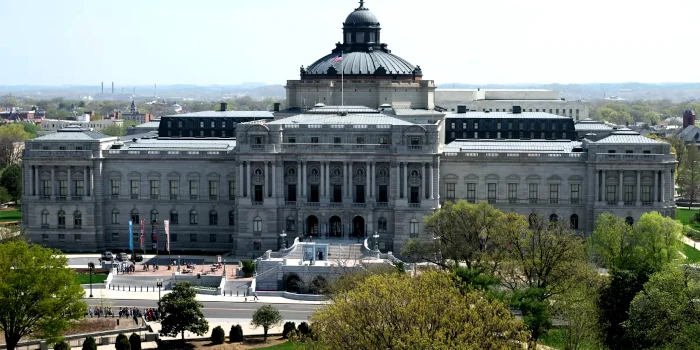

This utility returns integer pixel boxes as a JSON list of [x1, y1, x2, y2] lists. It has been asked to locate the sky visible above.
[[0, 0, 698, 86]]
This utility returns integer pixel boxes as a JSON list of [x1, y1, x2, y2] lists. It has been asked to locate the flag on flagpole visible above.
[[139, 219, 145, 250], [164, 220, 170, 252], [332, 52, 343, 63], [128, 220, 133, 251]]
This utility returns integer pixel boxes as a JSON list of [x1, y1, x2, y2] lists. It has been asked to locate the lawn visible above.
[[75, 274, 107, 284], [258, 342, 302, 350], [684, 244, 700, 263], [539, 328, 601, 350], [0, 209, 21, 222], [675, 208, 700, 240]]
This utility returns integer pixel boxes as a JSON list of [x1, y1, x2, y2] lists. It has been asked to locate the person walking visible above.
[[253, 291, 259, 301]]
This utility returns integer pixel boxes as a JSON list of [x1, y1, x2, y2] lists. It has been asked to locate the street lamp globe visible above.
[[280, 230, 287, 249]]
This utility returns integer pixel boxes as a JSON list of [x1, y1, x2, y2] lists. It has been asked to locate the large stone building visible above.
[[20, 1, 676, 257]]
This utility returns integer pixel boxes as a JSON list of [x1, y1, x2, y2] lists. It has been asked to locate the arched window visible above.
[[625, 217, 634, 226], [150, 209, 158, 223], [570, 214, 579, 230], [41, 210, 49, 225], [549, 214, 558, 223], [378, 217, 387, 232], [74, 211, 82, 227], [189, 210, 198, 225], [170, 210, 179, 225], [209, 210, 218, 225], [229, 210, 235, 226], [57, 210, 66, 227], [286, 216, 296, 232], [131, 209, 139, 224], [409, 219, 419, 238], [112, 209, 119, 224], [253, 217, 262, 233]]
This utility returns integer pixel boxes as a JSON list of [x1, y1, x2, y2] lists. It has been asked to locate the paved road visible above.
[[69, 257, 207, 267], [84, 299, 319, 319]]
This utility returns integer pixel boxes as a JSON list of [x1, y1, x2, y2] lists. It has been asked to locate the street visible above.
[[84, 299, 319, 320]]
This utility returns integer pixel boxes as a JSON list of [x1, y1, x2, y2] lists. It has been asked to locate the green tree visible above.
[[309, 271, 526, 350], [624, 267, 700, 349], [115, 337, 130, 350], [22, 123, 41, 139], [114, 334, 127, 349], [0, 241, 86, 350], [210, 326, 225, 345], [229, 324, 243, 342], [158, 282, 209, 341], [678, 143, 700, 205], [100, 124, 126, 137], [128, 333, 141, 350], [0, 187, 12, 204], [1, 164, 22, 201], [1, 97, 20, 108], [0, 124, 29, 168], [669, 136, 687, 171], [554, 269, 605, 350], [251, 305, 283, 342], [82, 336, 97, 350], [53, 341, 70, 350]]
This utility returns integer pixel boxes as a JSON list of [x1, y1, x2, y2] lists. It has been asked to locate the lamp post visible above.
[[372, 231, 379, 251], [177, 255, 181, 273], [223, 259, 226, 275], [156, 279, 163, 313], [87, 261, 95, 298], [280, 230, 287, 250]]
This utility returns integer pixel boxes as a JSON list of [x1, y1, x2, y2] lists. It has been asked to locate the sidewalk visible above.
[[88, 288, 326, 305], [683, 236, 699, 249]]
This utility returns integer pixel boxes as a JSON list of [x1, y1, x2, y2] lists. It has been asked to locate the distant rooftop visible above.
[[445, 139, 581, 153], [121, 138, 236, 151], [594, 128, 667, 145], [167, 111, 274, 119], [445, 112, 571, 119], [575, 119, 613, 131], [266, 113, 415, 126], [33, 126, 115, 141], [436, 88, 552, 92]]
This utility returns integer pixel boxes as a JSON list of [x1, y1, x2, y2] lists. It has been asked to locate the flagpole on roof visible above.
[[341, 51, 344, 107]]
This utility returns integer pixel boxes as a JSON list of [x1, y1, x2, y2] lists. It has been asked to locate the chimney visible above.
[[513, 106, 522, 114], [273, 103, 281, 112], [111, 82, 114, 94], [457, 105, 467, 114], [683, 110, 696, 129], [101, 82, 104, 94], [220, 102, 228, 112]]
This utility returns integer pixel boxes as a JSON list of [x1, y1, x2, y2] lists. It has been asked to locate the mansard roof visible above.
[[444, 140, 581, 153]]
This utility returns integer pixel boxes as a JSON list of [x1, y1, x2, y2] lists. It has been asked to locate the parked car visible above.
[[116, 252, 128, 262], [131, 253, 143, 262], [101, 251, 113, 261]]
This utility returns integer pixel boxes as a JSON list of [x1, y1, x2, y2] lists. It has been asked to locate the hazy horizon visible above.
[[1, 0, 697, 86]]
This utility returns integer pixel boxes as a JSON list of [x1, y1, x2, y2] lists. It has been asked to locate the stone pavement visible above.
[[89, 288, 325, 305], [684, 236, 699, 249]]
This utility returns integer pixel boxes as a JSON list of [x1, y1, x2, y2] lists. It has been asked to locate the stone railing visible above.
[[25, 150, 95, 158], [594, 153, 675, 162], [442, 151, 587, 162], [361, 238, 380, 259], [269, 237, 300, 259]]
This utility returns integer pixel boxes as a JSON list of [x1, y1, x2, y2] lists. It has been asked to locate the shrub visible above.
[[283, 321, 296, 339], [129, 333, 141, 350], [298, 322, 311, 336], [82, 336, 97, 350], [115, 337, 131, 350], [211, 325, 225, 345], [241, 260, 256, 277], [115, 334, 127, 348], [229, 324, 244, 342], [54, 341, 70, 350]]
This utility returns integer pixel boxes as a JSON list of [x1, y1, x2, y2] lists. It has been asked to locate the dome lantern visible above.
[[343, 0, 381, 46]]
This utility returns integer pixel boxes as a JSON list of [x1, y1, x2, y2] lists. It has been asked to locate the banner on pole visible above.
[[151, 221, 158, 252], [128, 220, 133, 251], [164, 220, 170, 252], [140, 219, 145, 250]]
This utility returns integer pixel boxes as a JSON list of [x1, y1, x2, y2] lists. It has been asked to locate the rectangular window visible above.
[[288, 184, 297, 202], [74, 180, 84, 196], [409, 221, 419, 238], [189, 181, 198, 199], [253, 242, 262, 251], [357, 185, 366, 203], [451, 123, 455, 129], [606, 185, 617, 203], [170, 211, 179, 225], [311, 136, 319, 143], [467, 183, 476, 202], [570, 184, 580, 204], [170, 180, 179, 199], [446, 183, 455, 199], [59, 180, 67, 197], [111, 232, 118, 242], [497, 122, 501, 129], [209, 181, 218, 199], [487, 183, 497, 203], [229, 181, 236, 200], [209, 234, 217, 243], [310, 185, 320, 202], [409, 186, 419, 204], [74, 234, 82, 243], [334, 136, 342, 144], [642, 185, 651, 202], [112, 210, 119, 224], [42, 234, 49, 243], [288, 136, 296, 143], [150, 180, 159, 198], [333, 185, 343, 203], [130, 180, 139, 198], [171, 233, 177, 242], [43, 180, 51, 197], [529, 183, 538, 203], [378, 185, 388, 203], [474, 122, 479, 130], [549, 184, 559, 204], [508, 183, 518, 203], [190, 234, 198, 242], [462, 123, 467, 129], [254, 185, 263, 203], [356, 137, 365, 144], [625, 185, 634, 203]]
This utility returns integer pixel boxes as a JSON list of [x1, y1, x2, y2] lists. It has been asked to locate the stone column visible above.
[[365, 161, 370, 200], [35, 166, 39, 197], [239, 162, 245, 198], [601, 170, 606, 203], [661, 170, 666, 203], [636, 170, 641, 206], [297, 161, 302, 200], [344, 162, 348, 198], [302, 162, 307, 198], [653, 170, 659, 203], [596, 170, 600, 202], [67, 167, 72, 198], [246, 162, 251, 199], [404, 163, 408, 199], [618, 170, 623, 206], [89, 166, 94, 197], [422, 163, 427, 199], [51, 167, 55, 199], [84, 167, 88, 197], [429, 161, 434, 200], [28, 165, 32, 196], [326, 162, 330, 198], [271, 162, 276, 198], [264, 161, 269, 198], [370, 162, 375, 198]]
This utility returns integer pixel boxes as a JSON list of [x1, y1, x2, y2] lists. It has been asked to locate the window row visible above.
[[39, 180, 86, 197], [444, 183, 581, 204], [449, 131, 570, 140], [40, 210, 82, 228], [109, 180, 235, 200], [448, 120, 572, 132], [113, 209, 235, 226]]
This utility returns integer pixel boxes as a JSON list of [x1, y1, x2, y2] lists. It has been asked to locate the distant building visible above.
[[172, 104, 183, 113], [126, 119, 161, 136], [158, 103, 274, 138], [119, 100, 154, 124], [0, 108, 46, 124], [41, 117, 123, 133]]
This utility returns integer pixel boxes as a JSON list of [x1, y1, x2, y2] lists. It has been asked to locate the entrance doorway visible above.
[[306, 216, 319, 237], [329, 216, 342, 238], [352, 216, 365, 238]]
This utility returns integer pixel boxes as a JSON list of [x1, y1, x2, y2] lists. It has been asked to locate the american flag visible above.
[[332, 53, 343, 63]]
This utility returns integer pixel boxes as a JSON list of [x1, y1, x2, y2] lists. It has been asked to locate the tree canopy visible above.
[[251, 305, 283, 342], [309, 270, 527, 350], [1, 164, 22, 201], [0, 241, 86, 350], [678, 143, 700, 204], [158, 282, 209, 341]]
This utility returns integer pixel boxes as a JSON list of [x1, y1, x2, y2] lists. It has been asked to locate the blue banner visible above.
[[128, 220, 133, 251]]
